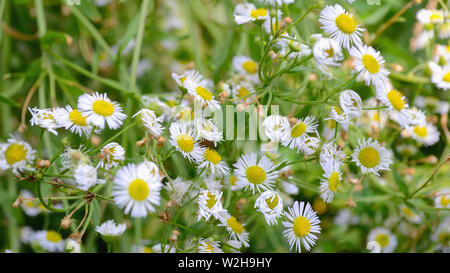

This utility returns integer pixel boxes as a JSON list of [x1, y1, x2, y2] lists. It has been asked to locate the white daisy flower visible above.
[[218, 211, 250, 247], [197, 189, 225, 221], [54, 105, 92, 137], [112, 162, 162, 218], [282, 201, 321, 253], [350, 44, 390, 87], [95, 219, 127, 243], [65, 239, 81, 253], [0, 135, 35, 173], [198, 238, 224, 253], [232, 55, 260, 84], [432, 218, 450, 253], [183, 75, 220, 110], [406, 123, 440, 146], [233, 152, 279, 193], [133, 109, 164, 137], [97, 142, 125, 169], [434, 188, 450, 209], [262, 115, 291, 143], [231, 82, 256, 103], [171, 69, 202, 90], [417, 9, 444, 25], [433, 44, 450, 66], [319, 4, 363, 49], [319, 142, 346, 169], [319, 160, 343, 203], [376, 82, 409, 115], [234, 3, 268, 25], [391, 107, 426, 129], [400, 205, 422, 224], [29, 107, 60, 135], [73, 164, 104, 191], [164, 177, 195, 206], [367, 227, 397, 253], [78, 92, 126, 130], [333, 209, 360, 227], [278, 34, 312, 59], [300, 136, 321, 156], [281, 181, 299, 195], [430, 63, 450, 91], [20, 190, 43, 217], [327, 106, 353, 130], [33, 230, 65, 252], [255, 190, 283, 225], [438, 22, 450, 39], [281, 116, 318, 150], [60, 145, 90, 170], [20, 226, 35, 245], [141, 96, 172, 121], [197, 148, 230, 176], [339, 90, 362, 118], [352, 138, 392, 176], [311, 34, 344, 74], [193, 118, 223, 146], [228, 175, 245, 191], [257, 0, 294, 6], [169, 122, 204, 162]]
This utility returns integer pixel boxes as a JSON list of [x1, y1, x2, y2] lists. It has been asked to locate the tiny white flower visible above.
[[78, 92, 126, 130], [198, 238, 224, 253], [218, 211, 250, 247], [367, 227, 397, 253], [133, 109, 164, 137], [339, 90, 362, 118], [234, 3, 268, 25], [54, 105, 92, 137], [255, 190, 283, 225], [73, 164, 104, 191], [319, 160, 343, 203], [95, 219, 127, 243], [97, 142, 125, 169], [197, 148, 230, 176], [352, 138, 392, 176], [262, 115, 291, 143], [350, 44, 390, 88], [29, 107, 60, 135], [0, 135, 35, 173], [169, 122, 204, 162], [197, 189, 225, 221], [33, 230, 65, 252], [406, 122, 440, 146]]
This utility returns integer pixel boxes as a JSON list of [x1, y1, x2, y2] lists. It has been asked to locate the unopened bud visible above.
[[157, 136, 165, 147], [401, 130, 410, 138], [426, 155, 438, 164], [36, 159, 51, 168], [12, 197, 23, 208], [392, 63, 403, 72], [283, 17, 292, 25], [308, 73, 318, 82], [61, 216, 72, 229], [346, 198, 356, 208], [90, 135, 101, 147], [136, 138, 147, 147]]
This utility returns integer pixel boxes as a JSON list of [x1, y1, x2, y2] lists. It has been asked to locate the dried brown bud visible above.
[[61, 216, 72, 229], [392, 63, 404, 72], [12, 197, 23, 208], [426, 155, 438, 164], [90, 135, 101, 147], [346, 198, 356, 208], [36, 159, 51, 169], [157, 136, 165, 147], [308, 73, 318, 82], [136, 138, 147, 147], [283, 17, 292, 25]]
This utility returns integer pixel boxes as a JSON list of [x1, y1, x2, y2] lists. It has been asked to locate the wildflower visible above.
[[29, 107, 59, 135], [434, 188, 450, 209], [367, 227, 397, 253], [319, 4, 363, 49], [95, 220, 127, 243], [78, 92, 126, 130], [339, 90, 362, 118], [198, 238, 224, 253], [112, 162, 162, 218], [352, 138, 392, 176], [319, 160, 343, 203], [429, 62, 450, 91], [97, 142, 125, 169], [350, 44, 390, 87], [255, 190, 283, 225], [54, 105, 92, 137], [183, 74, 221, 110], [400, 205, 422, 224], [193, 118, 223, 146], [234, 3, 268, 25], [133, 109, 164, 137], [33, 230, 65, 252], [376, 83, 409, 115], [431, 218, 450, 253], [406, 123, 440, 147], [197, 189, 224, 221], [218, 211, 250, 247], [197, 148, 230, 176], [65, 239, 81, 253], [319, 142, 346, 168], [169, 122, 204, 162], [0, 135, 35, 173], [19, 190, 43, 217], [282, 201, 321, 253], [73, 164, 104, 191], [233, 153, 279, 193], [281, 116, 318, 150], [262, 115, 291, 143], [311, 34, 344, 74]]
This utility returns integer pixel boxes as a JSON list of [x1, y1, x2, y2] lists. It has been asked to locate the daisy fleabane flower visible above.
[[171, 69, 202, 90], [376, 82, 409, 114], [193, 118, 223, 146], [350, 44, 390, 88], [431, 218, 450, 253], [400, 205, 422, 224], [234, 3, 268, 25], [197, 189, 225, 221], [73, 164, 104, 191], [112, 162, 162, 218], [78, 92, 126, 130], [319, 160, 343, 203], [319, 4, 363, 49], [320, 142, 347, 168], [54, 105, 92, 137], [282, 201, 321, 253], [311, 34, 344, 75], [33, 230, 65, 253], [262, 115, 290, 142], [183, 75, 220, 110], [233, 152, 279, 193], [133, 109, 164, 137], [281, 116, 318, 150], [255, 190, 283, 225], [406, 122, 440, 147], [198, 238, 224, 253], [169, 122, 204, 162], [0, 135, 35, 173], [95, 220, 127, 243], [429, 62, 450, 91], [339, 90, 362, 118], [218, 211, 250, 247], [197, 148, 230, 176], [367, 227, 397, 253], [29, 107, 59, 135], [97, 142, 125, 169], [434, 188, 450, 209], [232, 56, 259, 80], [352, 138, 392, 176]]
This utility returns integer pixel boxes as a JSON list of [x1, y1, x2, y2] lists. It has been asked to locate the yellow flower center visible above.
[[206, 192, 217, 209], [46, 230, 62, 243], [335, 13, 356, 34], [143, 246, 153, 253], [373, 112, 379, 121], [246, 165, 266, 184], [265, 195, 279, 210], [250, 8, 267, 19], [440, 196, 449, 207], [362, 54, 380, 74], [204, 242, 215, 253], [430, 13, 443, 21], [226, 216, 244, 235], [413, 125, 428, 138], [358, 147, 380, 168], [328, 172, 341, 192], [334, 106, 343, 115], [293, 216, 311, 237], [92, 100, 114, 117], [180, 77, 187, 86], [242, 60, 258, 74], [438, 233, 450, 246], [230, 176, 237, 186], [204, 148, 222, 165], [128, 179, 150, 201], [375, 233, 389, 248], [69, 109, 87, 126], [195, 86, 213, 101], [176, 134, 194, 153], [386, 90, 406, 111], [237, 86, 250, 98], [5, 143, 27, 165], [290, 122, 307, 138], [402, 206, 416, 218], [442, 72, 450, 83], [325, 46, 334, 58]]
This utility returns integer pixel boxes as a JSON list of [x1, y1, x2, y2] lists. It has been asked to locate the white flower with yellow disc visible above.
[[78, 92, 126, 130], [0, 135, 35, 173], [352, 138, 392, 176]]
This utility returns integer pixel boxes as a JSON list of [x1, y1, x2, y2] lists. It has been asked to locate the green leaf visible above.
[[90, 199, 100, 227], [117, 15, 140, 59], [40, 31, 69, 48], [393, 166, 410, 197], [0, 94, 19, 108]]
